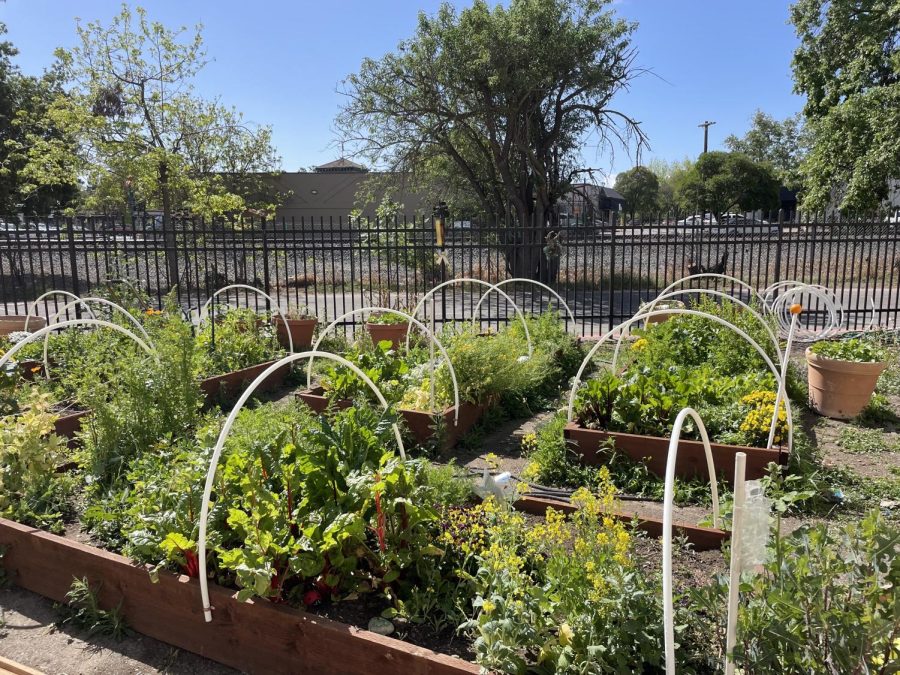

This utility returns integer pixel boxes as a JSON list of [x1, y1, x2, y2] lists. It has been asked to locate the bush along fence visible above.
[[1, 211, 898, 334]]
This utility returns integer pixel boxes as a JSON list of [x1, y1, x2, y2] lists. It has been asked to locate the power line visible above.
[[698, 120, 716, 154]]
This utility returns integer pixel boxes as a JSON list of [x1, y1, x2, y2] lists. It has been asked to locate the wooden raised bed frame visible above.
[[200, 360, 290, 404], [564, 422, 785, 487], [0, 518, 478, 675]]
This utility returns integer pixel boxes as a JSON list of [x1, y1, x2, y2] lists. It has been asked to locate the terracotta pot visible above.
[[365, 321, 409, 349], [399, 402, 485, 449], [272, 317, 317, 350], [806, 348, 886, 420], [0, 315, 46, 336], [563, 422, 784, 487], [200, 360, 290, 404]]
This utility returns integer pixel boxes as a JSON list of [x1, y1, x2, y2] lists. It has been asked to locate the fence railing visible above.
[[2, 212, 898, 335]]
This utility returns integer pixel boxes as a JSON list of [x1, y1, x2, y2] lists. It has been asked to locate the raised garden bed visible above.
[[53, 408, 90, 441], [0, 517, 479, 675], [295, 386, 352, 413], [200, 361, 290, 404], [563, 422, 785, 487]]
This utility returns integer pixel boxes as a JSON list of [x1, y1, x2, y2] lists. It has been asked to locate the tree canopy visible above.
[[790, 0, 900, 211], [338, 0, 645, 279], [674, 151, 780, 217], [15, 5, 282, 223], [724, 110, 808, 192], [614, 165, 659, 215]]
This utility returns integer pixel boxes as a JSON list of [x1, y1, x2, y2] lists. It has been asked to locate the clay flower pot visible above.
[[366, 321, 409, 350], [806, 348, 887, 420], [0, 315, 46, 336], [272, 317, 316, 350]]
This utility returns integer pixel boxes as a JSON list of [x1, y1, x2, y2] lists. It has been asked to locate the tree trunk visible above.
[[159, 161, 180, 290]]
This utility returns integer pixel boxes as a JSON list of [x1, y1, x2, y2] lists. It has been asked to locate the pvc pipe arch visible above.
[[200, 284, 293, 354], [662, 407, 722, 675], [197, 351, 406, 623], [49, 297, 151, 343], [24, 291, 97, 331], [470, 278, 577, 331], [408, 278, 533, 357], [567, 308, 794, 454], [657, 274, 765, 308], [307, 307, 460, 424]]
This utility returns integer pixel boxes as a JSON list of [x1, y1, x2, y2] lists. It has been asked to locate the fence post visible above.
[[261, 218, 271, 308], [65, 216, 81, 318], [773, 209, 784, 291], [607, 209, 616, 332]]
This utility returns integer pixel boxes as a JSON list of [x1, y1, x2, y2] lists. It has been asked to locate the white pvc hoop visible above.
[[767, 283, 842, 341], [24, 290, 97, 331], [200, 284, 293, 354], [624, 288, 782, 366], [567, 309, 794, 453], [662, 407, 722, 675], [658, 274, 765, 308], [0, 319, 158, 376], [408, 278, 533, 357], [197, 351, 406, 623], [307, 307, 460, 424], [470, 278, 577, 331], [49, 297, 151, 342]]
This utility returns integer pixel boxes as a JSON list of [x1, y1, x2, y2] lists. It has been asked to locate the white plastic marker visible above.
[[408, 278, 533, 357], [470, 278, 577, 332], [724, 452, 748, 675], [23, 290, 96, 331], [567, 308, 795, 455], [662, 408, 722, 675], [197, 351, 405, 623], [306, 307, 460, 424], [200, 284, 293, 354], [0, 319, 158, 373]]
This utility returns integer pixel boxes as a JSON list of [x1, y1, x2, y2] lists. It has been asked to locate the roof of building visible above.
[[314, 158, 368, 173]]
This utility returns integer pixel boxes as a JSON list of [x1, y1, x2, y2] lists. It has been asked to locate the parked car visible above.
[[674, 215, 718, 232]]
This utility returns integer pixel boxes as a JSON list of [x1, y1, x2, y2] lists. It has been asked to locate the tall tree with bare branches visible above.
[[338, 0, 645, 280]]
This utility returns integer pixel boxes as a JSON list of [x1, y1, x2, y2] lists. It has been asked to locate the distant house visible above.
[[270, 160, 427, 224], [560, 183, 624, 225]]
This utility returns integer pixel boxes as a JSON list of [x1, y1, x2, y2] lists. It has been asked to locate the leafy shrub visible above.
[[193, 308, 283, 377], [0, 392, 74, 532], [689, 510, 900, 674]]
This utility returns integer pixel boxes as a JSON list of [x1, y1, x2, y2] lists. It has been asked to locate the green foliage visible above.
[[674, 151, 780, 216], [0, 392, 74, 532], [193, 308, 283, 377], [614, 165, 660, 215], [723, 110, 808, 191], [690, 511, 900, 673], [320, 339, 417, 404], [810, 337, 888, 363], [791, 0, 900, 211], [367, 311, 410, 326], [55, 577, 129, 640]]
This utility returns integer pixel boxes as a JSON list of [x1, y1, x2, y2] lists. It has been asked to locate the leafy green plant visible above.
[[319, 339, 416, 404], [55, 576, 129, 640], [193, 307, 283, 377], [810, 337, 888, 363], [689, 511, 900, 674], [367, 311, 409, 326], [0, 392, 74, 532], [838, 426, 900, 454]]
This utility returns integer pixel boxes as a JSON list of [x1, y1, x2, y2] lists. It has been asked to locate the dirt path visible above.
[[0, 587, 240, 675]]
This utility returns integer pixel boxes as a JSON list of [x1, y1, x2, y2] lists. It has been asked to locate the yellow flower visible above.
[[559, 623, 574, 646], [632, 337, 648, 352], [481, 600, 496, 614]]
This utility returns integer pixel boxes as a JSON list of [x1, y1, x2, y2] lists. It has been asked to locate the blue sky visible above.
[[1, 0, 804, 184]]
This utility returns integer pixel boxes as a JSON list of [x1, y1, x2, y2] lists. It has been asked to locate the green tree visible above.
[[338, 0, 645, 280], [614, 165, 659, 217], [790, 0, 900, 211], [724, 110, 808, 191], [674, 151, 780, 217], [21, 5, 282, 285], [646, 157, 693, 213], [0, 23, 78, 215]]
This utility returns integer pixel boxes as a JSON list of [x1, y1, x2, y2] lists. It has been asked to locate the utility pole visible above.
[[698, 120, 716, 154]]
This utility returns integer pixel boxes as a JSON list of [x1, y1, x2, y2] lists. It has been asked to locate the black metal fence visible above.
[[2, 212, 898, 335]]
